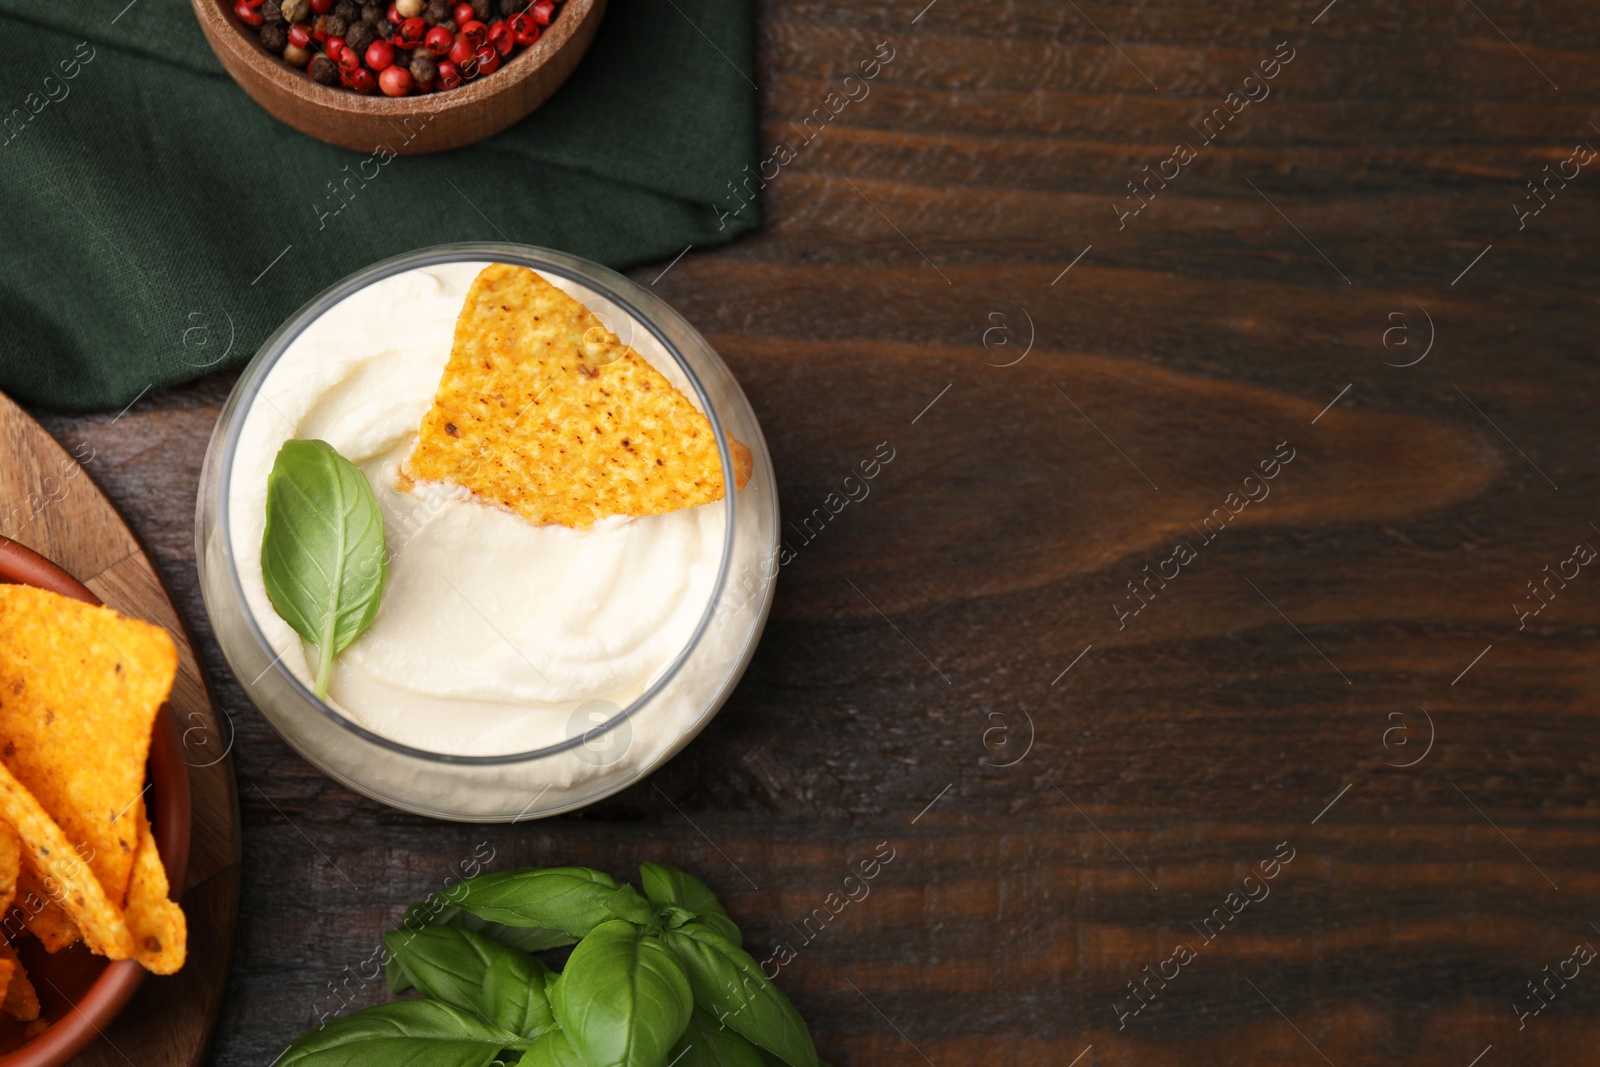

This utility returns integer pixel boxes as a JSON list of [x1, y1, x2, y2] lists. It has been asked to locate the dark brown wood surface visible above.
[[0, 392, 241, 1067], [28, 0, 1600, 1063]]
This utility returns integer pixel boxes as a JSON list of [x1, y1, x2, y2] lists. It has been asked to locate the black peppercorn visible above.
[[258, 20, 289, 52], [425, 0, 449, 23], [410, 51, 438, 85], [324, 14, 348, 37], [469, 0, 492, 20], [261, 0, 284, 22], [360, 1, 382, 23], [374, 18, 397, 37], [334, 0, 359, 21], [344, 20, 376, 51], [308, 54, 340, 85], [497, 0, 524, 15]]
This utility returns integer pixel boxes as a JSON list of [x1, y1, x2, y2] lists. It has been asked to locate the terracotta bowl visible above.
[[190, 0, 606, 154], [0, 537, 192, 1067]]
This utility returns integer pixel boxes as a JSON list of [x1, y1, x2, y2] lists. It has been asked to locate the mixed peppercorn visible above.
[[234, 0, 566, 97]]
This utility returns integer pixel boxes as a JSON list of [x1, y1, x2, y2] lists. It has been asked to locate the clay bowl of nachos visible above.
[[0, 537, 190, 1066]]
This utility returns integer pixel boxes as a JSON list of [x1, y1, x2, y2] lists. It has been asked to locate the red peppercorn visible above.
[[453, 2, 474, 23], [529, 0, 553, 25], [346, 66, 377, 92], [310, 0, 332, 11], [365, 39, 395, 69], [325, 35, 345, 58], [436, 59, 462, 89], [507, 11, 538, 44], [487, 19, 512, 55], [379, 65, 414, 95], [287, 22, 312, 46], [235, 0, 266, 24], [458, 18, 486, 47], [397, 16, 427, 46], [425, 25, 453, 53], [338, 43, 363, 70], [472, 41, 498, 75], [386, 1, 401, 22], [447, 35, 475, 68]]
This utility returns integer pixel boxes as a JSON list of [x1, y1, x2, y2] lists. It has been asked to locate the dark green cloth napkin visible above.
[[0, 0, 758, 411]]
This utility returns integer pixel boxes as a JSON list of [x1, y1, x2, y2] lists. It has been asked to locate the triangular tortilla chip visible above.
[[0, 956, 16, 1017], [124, 804, 185, 975], [0, 586, 175, 913], [15, 865, 81, 952], [0, 756, 132, 959], [0, 824, 40, 1020], [401, 263, 753, 528], [0, 941, 39, 1022], [0, 821, 19, 913]]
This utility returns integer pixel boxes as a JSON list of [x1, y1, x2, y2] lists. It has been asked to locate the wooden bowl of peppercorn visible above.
[[191, 0, 605, 154]]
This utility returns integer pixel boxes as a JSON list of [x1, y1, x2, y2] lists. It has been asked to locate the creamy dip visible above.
[[226, 262, 732, 758]]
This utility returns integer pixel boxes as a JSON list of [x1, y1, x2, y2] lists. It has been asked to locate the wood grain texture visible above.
[[0, 394, 241, 1067], [24, 0, 1600, 1063]]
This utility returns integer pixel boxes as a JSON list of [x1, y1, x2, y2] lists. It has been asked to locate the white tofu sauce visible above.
[[226, 262, 726, 757]]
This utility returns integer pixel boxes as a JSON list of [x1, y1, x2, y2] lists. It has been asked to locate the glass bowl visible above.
[[196, 243, 778, 822]]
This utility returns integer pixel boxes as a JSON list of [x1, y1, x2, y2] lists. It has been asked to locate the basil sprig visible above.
[[277, 863, 830, 1067], [260, 439, 389, 699]]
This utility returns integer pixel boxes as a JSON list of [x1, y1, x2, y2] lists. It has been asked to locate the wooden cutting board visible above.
[[0, 390, 240, 1066]]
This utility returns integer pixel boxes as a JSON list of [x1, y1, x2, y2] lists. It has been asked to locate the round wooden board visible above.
[[0, 390, 240, 1067]]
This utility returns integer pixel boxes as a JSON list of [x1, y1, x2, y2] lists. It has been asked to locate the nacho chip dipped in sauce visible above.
[[402, 262, 752, 528]]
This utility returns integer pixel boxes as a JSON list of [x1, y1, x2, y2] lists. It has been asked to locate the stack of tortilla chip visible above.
[[0, 584, 188, 1020], [401, 263, 753, 528]]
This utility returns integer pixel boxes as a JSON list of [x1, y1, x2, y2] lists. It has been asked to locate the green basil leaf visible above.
[[523, 1030, 584, 1067], [639, 863, 742, 947], [275, 999, 530, 1067], [669, 1008, 767, 1067], [663, 924, 817, 1067], [261, 438, 389, 699], [602, 884, 660, 927], [401, 903, 582, 957], [482, 947, 557, 1039], [659, 905, 697, 931], [383, 927, 554, 1038], [407, 868, 622, 940], [554, 919, 693, 1067]]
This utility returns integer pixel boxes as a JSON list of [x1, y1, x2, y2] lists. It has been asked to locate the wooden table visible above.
[[30, 1, 1600, 1062]]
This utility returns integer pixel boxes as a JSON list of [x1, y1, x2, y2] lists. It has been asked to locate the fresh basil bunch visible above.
[[277, 864, 829, 1067]]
